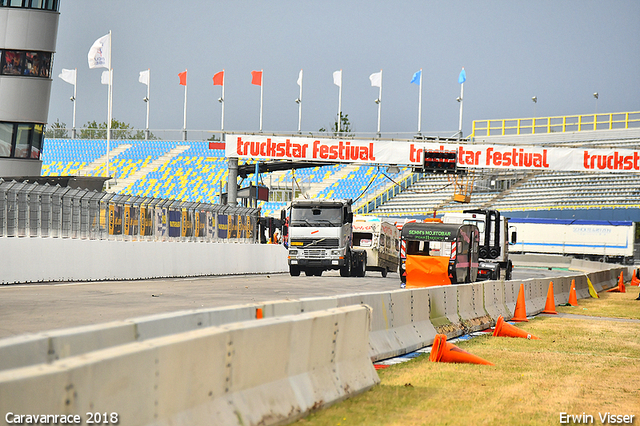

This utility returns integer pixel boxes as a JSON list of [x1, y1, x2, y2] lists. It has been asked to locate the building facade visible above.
[[0, 0, 59, 177]]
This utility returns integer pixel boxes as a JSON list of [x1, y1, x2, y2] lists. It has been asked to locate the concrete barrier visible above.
[[511, 253, 572, 268], [427, 285, 463, 337], [456, 283, 492, 332], [0, 305, 378, 426], [0, 238, 288, 284], [483, 280, 510, 320]]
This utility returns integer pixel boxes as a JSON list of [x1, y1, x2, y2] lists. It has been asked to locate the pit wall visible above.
[[0, 306, 379, 426], [0, 238, 288, 284], [0, 260, 628, 426]]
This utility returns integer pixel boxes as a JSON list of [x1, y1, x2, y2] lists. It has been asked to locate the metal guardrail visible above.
[[0, 179, 259, 243], [471, 111, 640, 137]]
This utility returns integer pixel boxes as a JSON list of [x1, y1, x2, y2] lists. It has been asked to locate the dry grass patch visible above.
[[556, 284, 640, 319], [295, 317, 640, 426]]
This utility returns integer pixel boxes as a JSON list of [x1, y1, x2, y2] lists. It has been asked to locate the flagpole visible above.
[[72, 68, 77, 139], [297, 69, 302, 133], [417, 68, 422, 134], [338, 69, 342, 133], [183, 68, 187, 141], [221, 69, 225, 132], [259, 69, 263, 132], [376, 69, 382, 136], [458, 81, 464, 140], [106, 30, 112, 190], [145, 68, 150, 140]]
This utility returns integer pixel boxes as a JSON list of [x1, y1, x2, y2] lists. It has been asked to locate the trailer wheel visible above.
[[505, 261, 513, 281], [381, 268, 388, 278], [289, 266, 301, 276]]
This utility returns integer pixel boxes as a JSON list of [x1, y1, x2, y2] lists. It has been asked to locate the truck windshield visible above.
[[291, 206, 343, 227]]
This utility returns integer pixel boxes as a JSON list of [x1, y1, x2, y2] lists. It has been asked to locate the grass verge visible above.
[[556, 284, 640, 319], [295, 300, 640, 425]]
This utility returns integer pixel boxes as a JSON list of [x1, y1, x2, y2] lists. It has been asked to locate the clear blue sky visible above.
[[48, 0, 640, 137]]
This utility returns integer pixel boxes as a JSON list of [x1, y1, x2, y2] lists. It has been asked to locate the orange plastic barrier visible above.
[[405, 255, 451, 288]]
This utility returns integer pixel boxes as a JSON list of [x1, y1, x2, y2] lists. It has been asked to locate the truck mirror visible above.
[[347, 212, 353, 223], [280, 209, 286, 222], [511, 231, 517, 244]]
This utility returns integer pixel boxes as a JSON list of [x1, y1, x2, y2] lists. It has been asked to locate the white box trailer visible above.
[[352, 215, 400, 277], [509, 217, 636, 264]]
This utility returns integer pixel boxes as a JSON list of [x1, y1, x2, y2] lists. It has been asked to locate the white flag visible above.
[[297, 69, 303, 87], [88, 33, 110, 69], [139, 69, 150, 85], [58, 68, 76, 85], [333, 69, 342, 87], [101, 70, 110, 85], [369, 70, 382, 88]]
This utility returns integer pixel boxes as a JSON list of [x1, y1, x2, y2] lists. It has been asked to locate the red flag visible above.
[[178, 70, 187, 86], [213, 70, 224, 86], [251, 70, 262, 86]]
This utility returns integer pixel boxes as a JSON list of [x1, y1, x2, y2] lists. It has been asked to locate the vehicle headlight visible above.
[[331, 250, 341, 256], [289, 250, 298, 255]]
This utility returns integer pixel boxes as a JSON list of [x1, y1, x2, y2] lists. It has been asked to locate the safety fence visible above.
[[0, 179, 259, 243], [470, 110, 640, 137]]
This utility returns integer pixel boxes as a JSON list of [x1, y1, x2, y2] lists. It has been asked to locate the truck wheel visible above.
[[356, 259, 366, 277], [505, 262, 513, 281], [289, 266, 301, 276], [313, 269, 323, 277], [340, 252, 351, 277], [305, 269, 315, 276], [493, 266, 501, 281], [381, 268, 388, 278]]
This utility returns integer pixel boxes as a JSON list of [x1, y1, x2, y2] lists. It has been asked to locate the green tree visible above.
[[78, 119, 155, 140], [44, 119, 68, 138], [319, 112, 353, 136]]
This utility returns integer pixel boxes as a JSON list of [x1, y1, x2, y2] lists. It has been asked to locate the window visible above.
[[0, 123, 12, 157], [0, 0, 58, 9], [0, 50, 52, 77], [31, 124, 43, 159], [14, 124, 31, 158], [0, 122, 43, 160]]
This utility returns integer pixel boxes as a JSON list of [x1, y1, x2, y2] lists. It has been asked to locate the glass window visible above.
[[23, 52, 38, 76], [9, 0, 24, 6], [14, 124, 31, 158], [0, 123, 13, 157], [1, 51, 23, 75], [38, 52, 51, 77], [31, 124, 43, 159], [30, 0, 43, 7]]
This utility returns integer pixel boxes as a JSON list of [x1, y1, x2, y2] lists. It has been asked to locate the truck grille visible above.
[[302, 249, 326, 258], [291, 238, 339, 248]]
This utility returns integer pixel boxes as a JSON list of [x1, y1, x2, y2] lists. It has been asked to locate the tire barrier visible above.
[[0, 306, 379, 426]]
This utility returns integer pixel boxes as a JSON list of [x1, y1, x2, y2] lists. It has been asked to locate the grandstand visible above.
[[40, 110, 640, 222]]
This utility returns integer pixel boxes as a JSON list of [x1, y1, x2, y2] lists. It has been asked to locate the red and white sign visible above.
[[224, 134, 640, 173]]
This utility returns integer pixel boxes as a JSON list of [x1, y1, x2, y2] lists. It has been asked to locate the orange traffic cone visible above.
[[631, 270, 640, 287], [607, 272, 626, 293], [493, 315, 540, 340], [567, 279, 578, 306], [429, 334, 494, 366], [542, 281, 558, 314], [511, 283, 528, 322]]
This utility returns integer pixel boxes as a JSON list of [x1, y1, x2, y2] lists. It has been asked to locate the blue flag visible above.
[[410, 70, 421, 85], [458, 68, 466, 84]]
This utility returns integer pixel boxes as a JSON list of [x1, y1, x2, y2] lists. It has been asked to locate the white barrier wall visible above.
[[0, 238, 288, 284], [0, 306, 379, 426]]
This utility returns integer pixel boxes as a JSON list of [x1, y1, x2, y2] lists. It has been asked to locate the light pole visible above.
[[531, 96, 537, 118], [593, 92, 599, 130]]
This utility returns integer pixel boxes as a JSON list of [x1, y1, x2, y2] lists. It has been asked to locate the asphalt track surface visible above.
[[0, 267, 570, 339]]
